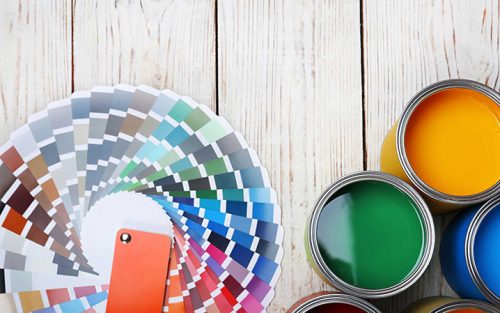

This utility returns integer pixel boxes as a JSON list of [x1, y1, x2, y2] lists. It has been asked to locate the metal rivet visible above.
[[120, 233, 132, 244]]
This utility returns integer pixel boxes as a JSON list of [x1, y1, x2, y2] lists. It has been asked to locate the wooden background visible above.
[[0, 0, 499, 312]]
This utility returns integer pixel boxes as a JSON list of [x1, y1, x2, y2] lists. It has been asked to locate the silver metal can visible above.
[[432, 300, 499, 313], [403, 297, 499, 313], [465, 195, 500, 307], [380, 79, 500, 214], [286, 292, 381, 313], [306, 171, 435, 298]]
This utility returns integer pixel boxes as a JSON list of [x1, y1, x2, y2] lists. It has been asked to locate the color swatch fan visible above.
[[0, 85, 283, 313]]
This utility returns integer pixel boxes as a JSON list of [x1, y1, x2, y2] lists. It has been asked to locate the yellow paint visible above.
[[402, 296, 456, 313], [19, 291, 44, 313], [381, 122, 456, 214], [380, 122, 411, 183], [402, 297, 489, 313], [404, 88, 499, 196]]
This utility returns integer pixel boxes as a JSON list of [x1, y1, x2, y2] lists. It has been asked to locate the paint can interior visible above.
[[286, 292, 381, 313], [380, 79, 500, 213], [441, 195, 500, 306], [306, 171, 434, 298], [403, 297, 499, 313]]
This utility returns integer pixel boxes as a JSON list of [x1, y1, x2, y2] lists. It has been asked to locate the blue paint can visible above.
[[440, 195, 500, 306]]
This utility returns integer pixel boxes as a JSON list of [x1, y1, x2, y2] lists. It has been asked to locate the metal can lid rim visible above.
[[465, 195, 500, 307], [396, 79, 500, 205], [307, 171, 435, 298], [289, 293, 381, 313], [432, 299, 500, 313]]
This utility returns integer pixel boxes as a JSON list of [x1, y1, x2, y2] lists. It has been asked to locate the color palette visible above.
[[0, 85, 283, 312], [380, 80, 500, 213], [307, 171, 434, 298]]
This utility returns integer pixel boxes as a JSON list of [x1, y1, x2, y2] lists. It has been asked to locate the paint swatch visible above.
[[0, 85, 282, 312]]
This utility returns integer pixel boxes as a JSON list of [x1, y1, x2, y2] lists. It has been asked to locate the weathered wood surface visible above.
[[73, 0, 217, 110], [1, 0, 498, 312], [364, 1, 499, 311], [218, 1, 363, 311], [0, 0, 72, 143]]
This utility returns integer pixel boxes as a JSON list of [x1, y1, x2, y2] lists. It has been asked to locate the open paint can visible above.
[[306, 171, 434, 298], [380, 79, 500, 214], [440, 195, 500, 306], [286, 292, 381, 313], [403, 297, 499, 313]]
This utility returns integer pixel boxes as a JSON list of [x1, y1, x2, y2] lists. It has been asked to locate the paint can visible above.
[[380, 79, 500, 214], [440, 195, 500, 306], [306, 171, 434, 298], [286, 292, 381, 313], [403, 297, 499, 313]]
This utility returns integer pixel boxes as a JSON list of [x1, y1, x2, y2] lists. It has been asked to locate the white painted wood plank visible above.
[[218, 1, 363, 311], [364, 1, 499, 312], [0, 1, 72, 144], [73, 0, 216, 109]]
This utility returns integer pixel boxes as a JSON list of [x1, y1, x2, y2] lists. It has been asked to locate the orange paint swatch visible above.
[[405, 88, 500, 196], [107, 229, 172, 313]]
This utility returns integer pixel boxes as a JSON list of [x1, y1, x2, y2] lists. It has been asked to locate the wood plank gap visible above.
[[214, 0, 219, 114], [71, 0, 75, 92], [360, 0, 367, 170]]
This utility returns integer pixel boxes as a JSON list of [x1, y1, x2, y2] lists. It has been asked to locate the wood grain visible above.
[[217, 1, 363, 311], [364, 1, 500, 312], [0, 0, 72, 144], [1, 0, 499, 311], [73, 0, 216, 110]]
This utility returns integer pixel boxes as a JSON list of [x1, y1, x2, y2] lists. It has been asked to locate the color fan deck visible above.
[[0, 85, 283, 313]]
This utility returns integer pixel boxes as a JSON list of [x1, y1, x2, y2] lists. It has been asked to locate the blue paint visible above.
[[171, 158, 194, 172], [440, 200, 500, 301], [166, 126, 190, 147], [71, 97, 90, 119], [154, 198, 280, 284], [151, 121, 176, 141], [474, 203, 500, 296], [240, 167, 266, 187], [58, 299, 86, 312], [33, 308, 56, 313], [134, 121, 175, 160]]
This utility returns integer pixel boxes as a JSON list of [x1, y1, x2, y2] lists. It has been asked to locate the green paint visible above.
[[120, 162, 136, 178], [138, 118, 233, 185], [199, 120, 228, 142], [179, 167, 202, 181], [169, 191, 192, 198], [184, 107, 211, 131], [203, 158, 228, 176], [316, 180, 424, 289], [147, 170, 167, 182]]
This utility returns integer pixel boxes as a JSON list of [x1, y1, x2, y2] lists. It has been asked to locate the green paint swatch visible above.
[[316, 180, 425, 289]]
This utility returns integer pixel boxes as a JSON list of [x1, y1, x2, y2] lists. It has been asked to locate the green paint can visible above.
[[306, 171, 435, 298]]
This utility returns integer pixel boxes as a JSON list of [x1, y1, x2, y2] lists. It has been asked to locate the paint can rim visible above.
[[307, 171, 435, 298], [465, 194, 500, 307], [432, 299, 500, 313], [396, 79, 500, 205], [287, 292, 381, 313]]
